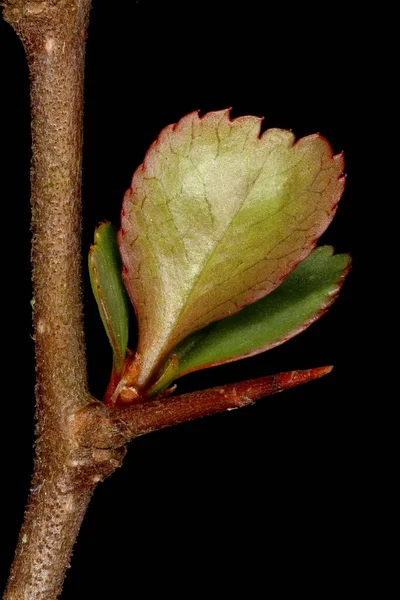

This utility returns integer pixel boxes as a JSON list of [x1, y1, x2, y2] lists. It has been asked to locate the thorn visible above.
[[118, 366, 334, 438], [225, 366, 334, 403]]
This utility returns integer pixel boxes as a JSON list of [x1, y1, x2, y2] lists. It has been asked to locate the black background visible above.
[[1, 1, 371, 597]]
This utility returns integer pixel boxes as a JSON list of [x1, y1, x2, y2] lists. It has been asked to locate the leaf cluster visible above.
[[89, 110, 349, 404]]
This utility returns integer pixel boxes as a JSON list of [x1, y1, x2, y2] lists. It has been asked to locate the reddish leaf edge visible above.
[[124, 108, 344, 174], [175, 250, 352, 379]]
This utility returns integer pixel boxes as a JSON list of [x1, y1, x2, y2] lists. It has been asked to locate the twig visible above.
[[3, 1, 95, 598], [75, 368, 333, 449], [1, 1, 334, 597]]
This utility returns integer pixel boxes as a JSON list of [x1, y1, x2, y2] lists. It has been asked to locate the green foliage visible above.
[[90, 110, 347, 398], [89, 222, 129, 374], [150, 246, 350, 394], [119, 110, 345, 387]]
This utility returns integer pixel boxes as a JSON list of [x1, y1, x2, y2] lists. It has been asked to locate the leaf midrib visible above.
[[153, 153, 270, 374]]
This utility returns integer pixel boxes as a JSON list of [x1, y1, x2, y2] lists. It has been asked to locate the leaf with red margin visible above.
[[149, 246, 351, 394], [119, 110, 345, 389]]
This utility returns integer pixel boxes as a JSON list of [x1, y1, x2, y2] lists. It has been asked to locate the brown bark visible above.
[[4, 0, 91, 411], [2, 1, 97, 598]]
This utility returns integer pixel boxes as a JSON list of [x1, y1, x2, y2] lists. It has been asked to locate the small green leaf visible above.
[[120, 110, 345, 388], [89, 222, 129, 373], [150, 247, 350, 394]]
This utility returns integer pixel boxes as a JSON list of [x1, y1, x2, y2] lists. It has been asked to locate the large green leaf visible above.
[[89, 222, 129, 373], [119, 110, 345, 388], [150, 246, 350, 394]]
